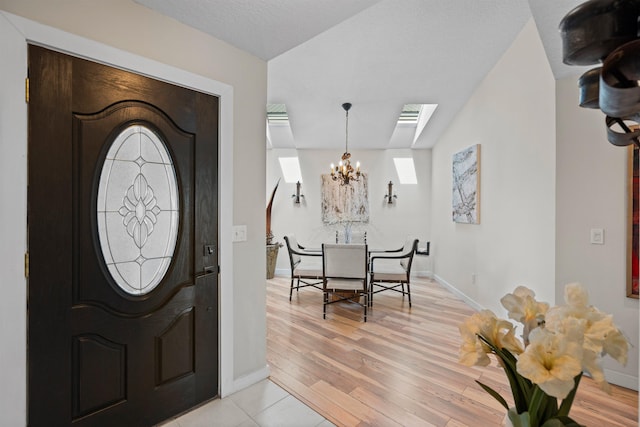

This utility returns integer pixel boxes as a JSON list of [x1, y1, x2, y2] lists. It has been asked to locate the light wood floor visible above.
[[266, 276, 639, 427]]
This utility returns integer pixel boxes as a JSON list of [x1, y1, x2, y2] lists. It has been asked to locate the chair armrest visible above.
[[370, 252, 413, 272], [368, 246, 403, 255], [415, 241, 430, 256], [370, 252, 411, 262], [290, 247, 322, 257]]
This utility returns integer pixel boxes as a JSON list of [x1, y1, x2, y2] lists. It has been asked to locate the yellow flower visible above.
[[516, 328, 583, 399], [458, 309, 523, 367], [500, 286, 549, 345], [459, 282, 631, 423], [604, 328, 629, 365], [564, 282, 589, 308], [545, 282, 630, 392]]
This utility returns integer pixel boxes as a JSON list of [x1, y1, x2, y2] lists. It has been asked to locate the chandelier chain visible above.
[[330, 102, 361, 185]]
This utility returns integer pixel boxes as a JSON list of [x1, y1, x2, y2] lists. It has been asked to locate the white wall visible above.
[[431, 17, 639, 390], [267, 148, 432, 275], [431, 19, 557, 314], [556, 76, 639, 389], [0, 1, 268, 424]]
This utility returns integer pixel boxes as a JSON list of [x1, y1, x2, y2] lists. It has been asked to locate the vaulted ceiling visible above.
[[134, 0, 591, 150]]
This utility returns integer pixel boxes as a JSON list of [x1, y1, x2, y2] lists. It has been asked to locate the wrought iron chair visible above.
[[321, 243, 369, 322], [283, 235, 323, 301], [369, 238, 419, 307]]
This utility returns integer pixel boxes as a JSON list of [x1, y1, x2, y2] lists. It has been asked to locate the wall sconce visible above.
[[291, 181, 304, 204], [384, 181, 397, 204]]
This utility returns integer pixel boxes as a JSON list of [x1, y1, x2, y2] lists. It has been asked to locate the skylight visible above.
[[398, 104, 423, 124], [278, 157, 302, 183], [389, 104, 438, 147], [267, 103, 289, 123], [393, 158, 418, 184]]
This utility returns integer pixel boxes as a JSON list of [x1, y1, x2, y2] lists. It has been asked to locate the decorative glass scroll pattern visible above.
[[97, 125, 179, 295]]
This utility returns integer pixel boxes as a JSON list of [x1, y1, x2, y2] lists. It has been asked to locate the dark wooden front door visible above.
[[27, 45, 219, 426]]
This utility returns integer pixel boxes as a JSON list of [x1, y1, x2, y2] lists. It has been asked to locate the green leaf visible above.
[[558, 374, 582, 417], [540, 420, 564, 427], [527, 386, 547, 427], [476, 334, 532, 413], [541, 416, 584, 427], [541, 392, 558, 421], [475, 380, 509, 410]]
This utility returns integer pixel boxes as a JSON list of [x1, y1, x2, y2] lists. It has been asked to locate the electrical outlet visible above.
[[590, 228, 604, 245], [232, 225, 247, 242]]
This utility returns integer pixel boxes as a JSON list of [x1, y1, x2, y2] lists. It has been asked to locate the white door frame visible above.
[[0, 11, 235, 424]]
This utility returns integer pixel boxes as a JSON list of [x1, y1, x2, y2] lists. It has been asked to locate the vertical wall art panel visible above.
[[321, 174, 369, 224], [628, 146, 639, 298], [452, 144, 480, 224]]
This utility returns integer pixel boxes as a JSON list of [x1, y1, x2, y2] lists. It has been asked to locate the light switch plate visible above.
[[590, 228, 604, 245], [232, 225, 247, 242]]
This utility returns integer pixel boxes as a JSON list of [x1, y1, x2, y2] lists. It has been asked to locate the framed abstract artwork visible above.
[[321, 173, 369, 224], [628, 145, 639, 298], [452, 144, 481, 224]]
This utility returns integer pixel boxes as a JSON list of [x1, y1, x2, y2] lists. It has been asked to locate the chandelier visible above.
[[330, 102, 361, 185]]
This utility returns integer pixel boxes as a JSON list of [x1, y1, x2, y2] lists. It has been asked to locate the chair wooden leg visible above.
[[289, 277, 294, 301], [323, 292, 327, 319], [407, 282, 412, 307], [364, 293, 368, 322]]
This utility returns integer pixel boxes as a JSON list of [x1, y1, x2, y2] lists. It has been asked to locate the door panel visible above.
[[28, 45, 218, 427]]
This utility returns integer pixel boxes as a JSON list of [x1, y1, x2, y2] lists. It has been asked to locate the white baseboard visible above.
[[433, 274, 484, 312], [603, 368, 639, 391], [414, 270, 432, 278], [274, 268, 290, 277], [223, 365, 270, 398]]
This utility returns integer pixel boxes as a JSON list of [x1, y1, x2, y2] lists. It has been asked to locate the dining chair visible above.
[[369, 238, 419, 307], [321, 243, 369, 322], [284, 235, 323, 301]]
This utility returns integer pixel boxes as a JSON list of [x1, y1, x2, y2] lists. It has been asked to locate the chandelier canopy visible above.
[[330, 102, 361, 185]]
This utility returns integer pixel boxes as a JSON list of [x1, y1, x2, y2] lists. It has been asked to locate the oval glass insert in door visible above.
[[97, 125, 179, 295]]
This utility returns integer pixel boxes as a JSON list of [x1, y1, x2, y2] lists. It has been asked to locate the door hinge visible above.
[[24, 251, 29, 279], [25, 77, 29, 103]]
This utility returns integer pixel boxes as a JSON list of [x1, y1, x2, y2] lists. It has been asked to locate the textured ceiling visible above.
[[135, 0, 589, 150]]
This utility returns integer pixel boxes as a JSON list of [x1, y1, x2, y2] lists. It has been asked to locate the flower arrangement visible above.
[[459, 283, 629, 427]]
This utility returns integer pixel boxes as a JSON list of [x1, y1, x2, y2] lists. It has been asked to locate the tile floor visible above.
[[157, 379, 334, 427]]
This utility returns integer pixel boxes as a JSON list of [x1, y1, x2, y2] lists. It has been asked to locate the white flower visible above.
[[516, 328, 583, 399], [458, 281, 631, 419], [501, 286, 549, 345], [603, 328, 629, 365], [545, 282, 629, 393], [564, 282, 590, 308], [458, 309, 523, 367]]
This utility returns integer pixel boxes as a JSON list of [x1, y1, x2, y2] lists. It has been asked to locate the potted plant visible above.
[[266, 179, 282, 278], [459, 283, 629, 427]]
